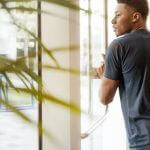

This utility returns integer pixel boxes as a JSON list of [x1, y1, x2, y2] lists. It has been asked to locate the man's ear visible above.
[[132, 12, 141, 23]]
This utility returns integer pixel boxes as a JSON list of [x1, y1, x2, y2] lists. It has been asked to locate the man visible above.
[[97, 0, 150, 149]]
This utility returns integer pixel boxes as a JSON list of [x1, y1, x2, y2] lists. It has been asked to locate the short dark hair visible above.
[[117, 0, 149, 20]]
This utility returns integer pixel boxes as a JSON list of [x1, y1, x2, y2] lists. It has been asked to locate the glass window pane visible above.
[[81, 0, 127, 150], [80, 0, 106, 150], [0, 2, 38, 150]]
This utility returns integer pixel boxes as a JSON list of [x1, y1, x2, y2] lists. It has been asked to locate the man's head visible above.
[[112, 0, 149, 36]]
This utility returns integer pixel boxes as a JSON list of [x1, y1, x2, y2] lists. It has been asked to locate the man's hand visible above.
[[96, 63, 105, 78], [96, 54, 105, 78]]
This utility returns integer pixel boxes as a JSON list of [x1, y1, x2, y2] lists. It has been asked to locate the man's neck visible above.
[[132, 22, 147, 32]]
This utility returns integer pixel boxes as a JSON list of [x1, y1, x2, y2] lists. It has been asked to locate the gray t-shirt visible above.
[[104, 29, 150, 150]]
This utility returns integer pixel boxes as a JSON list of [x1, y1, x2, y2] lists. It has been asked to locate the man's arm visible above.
[[97, 51, 120, 105], [99, 76, 119, 105]]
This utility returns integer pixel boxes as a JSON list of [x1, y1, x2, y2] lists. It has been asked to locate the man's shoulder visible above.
[[114, 33, 134, 44], [109, 34, 131, 47], [115, 29, 150, 45], [108, 29, 150, 54], [107, 39, 123, 56], [109, 38, 123, 49], [108, 33, 135, 54]]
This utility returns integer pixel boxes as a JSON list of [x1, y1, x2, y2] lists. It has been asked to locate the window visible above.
[[80, 0, 127, 150], [0, 2, 38, 150]]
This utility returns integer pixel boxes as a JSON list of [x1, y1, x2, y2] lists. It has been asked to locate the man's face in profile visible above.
[[111, 3, 135, 36]]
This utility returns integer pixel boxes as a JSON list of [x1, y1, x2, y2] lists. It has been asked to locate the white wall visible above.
[[41, 2, 80, 150]]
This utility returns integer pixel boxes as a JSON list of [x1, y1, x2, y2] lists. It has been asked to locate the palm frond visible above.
[[13, 87, 81, 113], [0, 0, 83, 143], [0, 98, 62, 147], [2, 0, 90, 13], [43, 64, 80, 75]]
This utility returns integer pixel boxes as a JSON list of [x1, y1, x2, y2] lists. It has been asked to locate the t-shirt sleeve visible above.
[[104, 40, 122, 80]]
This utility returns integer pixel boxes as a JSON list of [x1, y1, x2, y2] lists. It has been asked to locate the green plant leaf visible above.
[[43, 64, 80, 75], [3, 0, 90, 13], [13, 87, 81, 113], [0, 98, 62, 147]]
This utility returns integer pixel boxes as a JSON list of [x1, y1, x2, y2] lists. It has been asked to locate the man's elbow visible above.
[[99, 93, 113, 105], [100, 99, 108, 105], [99, 87, 115, 105]]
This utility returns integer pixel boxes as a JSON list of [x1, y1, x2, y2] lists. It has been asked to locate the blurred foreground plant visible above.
[[0, 0, 89, 141]]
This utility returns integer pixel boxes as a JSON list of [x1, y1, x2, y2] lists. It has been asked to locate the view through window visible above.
[[80, 0, 127, 150], [0, 2, 38, 150]]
